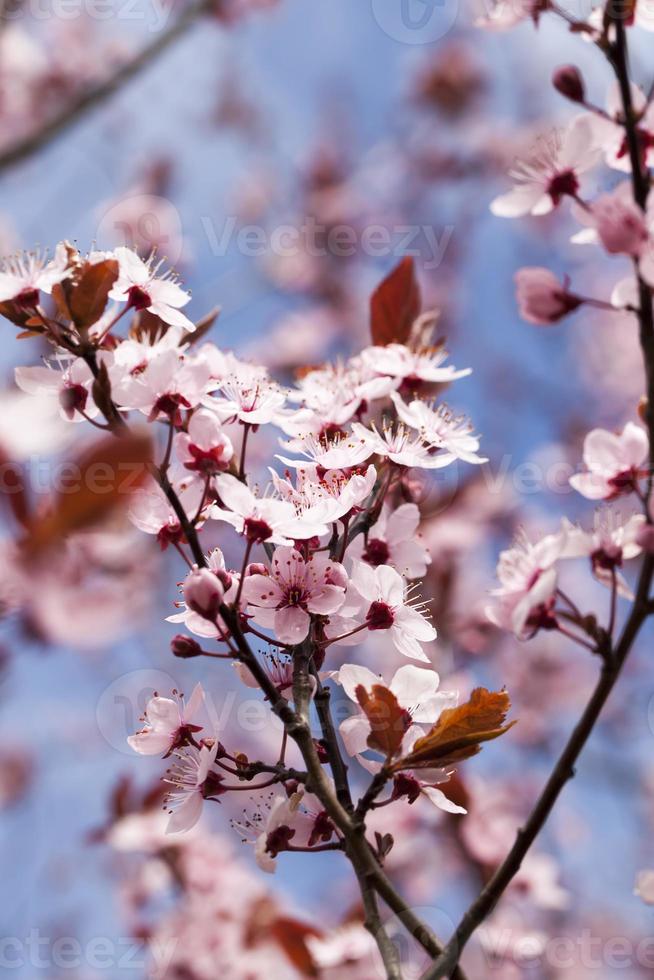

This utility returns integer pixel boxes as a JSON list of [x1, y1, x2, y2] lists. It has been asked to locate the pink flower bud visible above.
[[514, 267, 581, 325], [593, 193, 648, 257], [183, 566, 225, 621], [552, 65, 585, 103], [171, 634, 203, 658]]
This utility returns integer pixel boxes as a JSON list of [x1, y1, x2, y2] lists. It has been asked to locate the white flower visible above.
[[176, 408, 234, 475], [581, 82, 654, 174], [360, 342, 471, 385], [210, 366, 287, 426], [0, 244, 68, 305], [116, 348, 210, 425], [349, 502, 430, 579], [487, 527, 568, 638], [163, 740, 219, 834], [330, 561, 436, 662], [490, 117, 599, 218], [269, 463, 377, 533], [211, 473, 299, 544], [277, 431, 373, 470], [127, 683, 204, 756], [569, 422, 649, 500], [562, 512, 645, 597], [350, 421, 455, 470], [241, 546, 348, 644], [391, 391, 486, 464], [110, 246, 193, 331], [15, 356, 99, 422]]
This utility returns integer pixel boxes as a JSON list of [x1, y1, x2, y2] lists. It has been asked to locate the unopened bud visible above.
[[552, 65, 585, 103], [171, 634, 202, 658], [182, 566, 224, 621]]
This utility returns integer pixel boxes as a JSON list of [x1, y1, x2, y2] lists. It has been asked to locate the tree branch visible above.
[[0, 0, 212, 175]]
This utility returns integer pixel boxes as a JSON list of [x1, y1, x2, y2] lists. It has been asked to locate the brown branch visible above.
[[420, 17, 654, 980], [0, 0, 212, 175]]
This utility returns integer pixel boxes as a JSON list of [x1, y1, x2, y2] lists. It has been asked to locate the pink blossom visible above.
[[176, 409, 234, 475], [233, 789, 331, 873], [331, 561, 436, 662], [350, 421, 456, 470], [209, 366, 287, 426], [582, 82, 654, 173], [269, 463, 377, 532], [349, 502, 431, 578], [15, 356, 99, 421], [277, 431, 373, 470], [514, 267, 582, 326], [163, 740, 220, 834], [391, 391, 486, 463], [360, 342, 471, 385], [110, 246, 194, 331], [487, 527, 568, 638], [490, 117, 598, 218], [127, 683, 205, 756], [241, 546, 348, 644], [211, 472, 298, 544], [569, 422, 649, 500], [167, 548, 239, 639], [116, 348, 210, 425], [0, 244, 68, 306], [561, 511, 645, 597]]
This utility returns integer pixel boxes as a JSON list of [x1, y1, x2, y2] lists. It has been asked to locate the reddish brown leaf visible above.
[[356, 683, 411, 760], [392, 687, 515, 772], [24, 429, 152, 554], [370, 256, 421, 347], [68, 258, 119, 332], [269, 917, 322, 977]]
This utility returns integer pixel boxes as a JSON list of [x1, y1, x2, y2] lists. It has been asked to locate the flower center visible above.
[[244, 517, 273, 543], [127, 284, 152, 310], [187, 444, 230, 474], [363, 538, 390, 566], [366, 600, 395, 630], [59, 383, 88, 420], [151, 392, 191, 426], [547, 169, 579, 205]]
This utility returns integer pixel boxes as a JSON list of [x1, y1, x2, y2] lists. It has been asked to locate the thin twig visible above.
[[0, 0, 212, 175]]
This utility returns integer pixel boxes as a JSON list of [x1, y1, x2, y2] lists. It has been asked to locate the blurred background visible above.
[[1, 1, 654, 977]]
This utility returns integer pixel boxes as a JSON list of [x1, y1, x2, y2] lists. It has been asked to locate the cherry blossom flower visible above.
[[110, 246, 194, 331], [279, 356, 396, 439], [107, 328, 187, 404], [270, 463, 377, 532], [562, 511, 645, 597], [487, 527, 568, 638], [277, 431, 373, 470], [15, 356, 99, 421], [329, 561, 436, 662], [490, 117, 598, 218], [514, 268, 582, 326], [233, 789, 332, 873], [582, 82, 654, 173], [474, 0, 543, 31], [391, 392, 486, 464], [572, 183, 649, 258], [209, 366, 287, 426], [117, 349, 211, 425], [211, 472, 299, 544], [127, 684, 205, 756], [350, 421, 456, 470], [241, 547, 348, 644], [0, 389, 71, 458], [176, 408, 234, 476], [349, 502, 430, 578], [163, 739, 221, 834], [360, 342, 471, 386], [569, 422, 649, 500], [129, 477, 207, 548], [0, 244, 68, 306]]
